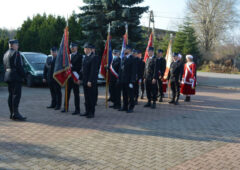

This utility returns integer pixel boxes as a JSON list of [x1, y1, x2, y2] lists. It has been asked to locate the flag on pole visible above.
[[144, 32, 153, 62], [163, 34, 173, 80], [120, 24, 128, 59], [53, 27, 72, 87], [100, 24, 112, 81]]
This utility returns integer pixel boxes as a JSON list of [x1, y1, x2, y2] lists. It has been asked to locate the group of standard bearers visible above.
[[3, 39, 196, 121], [108, 46, 197, 112]]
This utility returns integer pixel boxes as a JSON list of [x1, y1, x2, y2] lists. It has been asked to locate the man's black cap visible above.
[[8, 39, 19, 45], [125, 45, 132, 50], [70, 42, 78, 48], [158, 49, 164, 53], [148, 46, 154, 51], [50, 47, 58, 52], [173, 52, 178, 56], [113, 49, 120, 54], [83, 42, 94, 49]]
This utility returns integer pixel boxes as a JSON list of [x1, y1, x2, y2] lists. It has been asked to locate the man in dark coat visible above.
[[109, 49, 121, 109], [3, 39, 26, 121], [43, 47, 62, 110], [61, 42, 82, 115], [143, 47, 158, 109], [118, 45, 137, 113], [156, 49, 166, 102], [81, 43, 99, 118], [133, 50, 141, 105], [168, 53, 184, 105], [138, 51, 145, 99]]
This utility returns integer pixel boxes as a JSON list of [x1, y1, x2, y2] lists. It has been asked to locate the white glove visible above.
[[129, 83, 133, 88]]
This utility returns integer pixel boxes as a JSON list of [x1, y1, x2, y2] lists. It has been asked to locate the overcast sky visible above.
[[0, 0, 187, 31]]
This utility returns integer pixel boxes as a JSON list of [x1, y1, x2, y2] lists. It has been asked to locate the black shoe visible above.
[[127, 109, 134, 113], [12, 113, 27, 121], [119, 108, 128, 111], [72, 110, 80, 115], [114, 105, 121, 110], [61, 109, 68, 113], [151, 102, 156, 109], [55, 107, 61, 110], [141, 95, 144, 99], [47, 105, 55, 109], [185, 96, 191, 102], [10, 113, 13, 119], [168, 100, 175, 104], [109, 105, 115, 108], [174, 101, 179, 105], [144, 102, 151, 107], [159, 97, 163, 102], [80, 113, 87, 116], [86, 114, 94, 118], [135, 100, 138, 105]]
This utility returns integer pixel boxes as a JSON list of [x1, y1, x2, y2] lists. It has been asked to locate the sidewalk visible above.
[[197, 72, 240, 90]]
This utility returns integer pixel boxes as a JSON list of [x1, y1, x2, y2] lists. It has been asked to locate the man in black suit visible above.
[[143, 47, 158, 109], [81, 43, 99, 118], [109, 49, 121, 109], [137, 51, 145, 99], [43, 47, 62, 110], [156, 49, 166, 102], [61, 42, 82, 115], [132, 49, 140, 105], [119, 45, 137, 113], [168, 53, 183, 105], [3, 39, 26, 121]]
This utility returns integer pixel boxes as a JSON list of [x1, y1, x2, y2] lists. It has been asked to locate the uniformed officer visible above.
[[109, 49, 121, 109], [91, 45, 101, 106], [118, 45, 137, 113], [168, 53, 183, 105], [43, 47, 62, 110], [3, 39, 26, 121], [132, 49, 140, 105], [137, 51, 145, 99], [81, 43, 99, 118], [143, 47, 158, 109], [61, 42, 82, 115], [156, 49, 166, 102]]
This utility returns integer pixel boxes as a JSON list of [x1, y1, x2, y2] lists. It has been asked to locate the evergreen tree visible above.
[[173, 21, 200, 64], [68, 11, 83, 44], [79, 0, 148, 54]]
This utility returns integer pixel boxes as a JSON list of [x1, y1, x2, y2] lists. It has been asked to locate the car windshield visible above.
[[24, 53, 47, 71]]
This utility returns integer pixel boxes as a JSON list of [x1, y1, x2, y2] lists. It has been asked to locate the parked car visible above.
[[20, 52, 47, 87]]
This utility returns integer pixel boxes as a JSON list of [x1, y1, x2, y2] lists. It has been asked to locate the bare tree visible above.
[[187, 0, 239, 56]]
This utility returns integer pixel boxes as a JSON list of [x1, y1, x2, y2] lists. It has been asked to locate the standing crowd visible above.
[[3, 39, 197, 121]]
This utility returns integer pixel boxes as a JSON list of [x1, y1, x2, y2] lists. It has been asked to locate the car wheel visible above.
[[27, 74, 34, 87]]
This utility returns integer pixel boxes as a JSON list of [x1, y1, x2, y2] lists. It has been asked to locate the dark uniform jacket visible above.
[[82, 52, 99, 86], [3, 49, 26, 82], [110, 57, 121, 82], [119, 54, 137, 84], [70, 52, 82, 80], [156, 57, 166, 78], [43, 56, 56, 82], [144, 56, 158, 81], [168, 60, 184, 82], [138, 58, 145, 80]]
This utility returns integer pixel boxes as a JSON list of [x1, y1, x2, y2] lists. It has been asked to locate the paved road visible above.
[[0, 86, 240, 169], [197, 72, 240, 90]]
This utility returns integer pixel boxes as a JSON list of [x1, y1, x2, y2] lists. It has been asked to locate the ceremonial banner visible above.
[[53, 27, 71, 86], [120, 24, 128, 59], [144, 32, 153, 63]]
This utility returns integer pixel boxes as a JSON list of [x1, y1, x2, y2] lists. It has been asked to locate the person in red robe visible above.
[[180, 55, 196, 102]]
